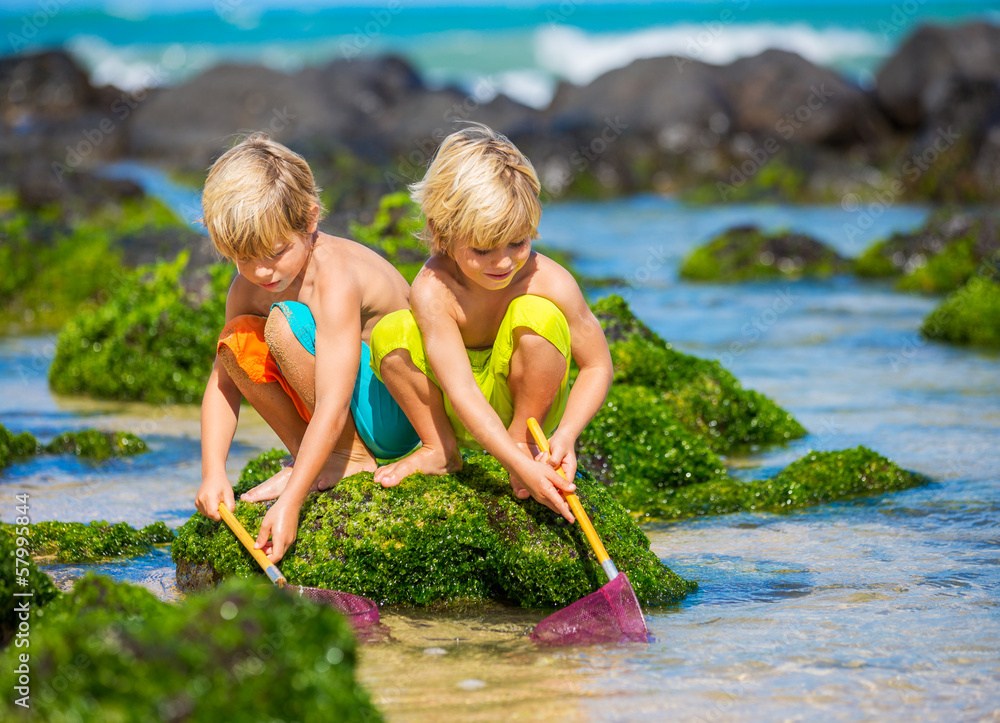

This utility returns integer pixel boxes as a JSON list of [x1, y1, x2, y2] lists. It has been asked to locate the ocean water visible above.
[[3, 1, 998, 107], [2, 175, 998, 718]]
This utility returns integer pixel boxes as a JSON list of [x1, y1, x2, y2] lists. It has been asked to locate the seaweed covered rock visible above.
[[680, 225, 852, 281], [0, 575, 381, 721], [856, 209, 1000, 293], [623, 447, 927, 522], [0, 424, 148, 471], [922, 276, 1000, 348], [1, 520, 173, 563], [49, 252, 231, 403], [589, 296, 806, 453], [1, 526, 60, 647], [0, 425, 38, 471], [43, 430, 147, 460], [578, 385, 729, 502], [0, 189, 207, 335], [172, 450, 696, 608]]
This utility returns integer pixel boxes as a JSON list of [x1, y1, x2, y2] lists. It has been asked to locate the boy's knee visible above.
[[263, 307, 293, 352], [512, 328, 563, 361], [379, 348, 420, 380], [217, 344, 241, 377]]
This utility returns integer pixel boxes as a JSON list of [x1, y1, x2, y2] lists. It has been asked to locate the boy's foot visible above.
[[241, 464, 294, 502], [374, 445, 462, 487], [241, 448, 377, 502]]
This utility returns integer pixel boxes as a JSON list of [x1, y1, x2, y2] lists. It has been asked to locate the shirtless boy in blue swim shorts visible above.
[[194, 132, 419, 563]]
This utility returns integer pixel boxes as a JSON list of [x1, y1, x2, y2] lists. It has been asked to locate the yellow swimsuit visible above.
[[370, 295, 571, 450]]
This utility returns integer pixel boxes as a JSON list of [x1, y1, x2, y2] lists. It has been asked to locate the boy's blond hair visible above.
[[410, 124, 541, 257], [202, 132, 325, 260]]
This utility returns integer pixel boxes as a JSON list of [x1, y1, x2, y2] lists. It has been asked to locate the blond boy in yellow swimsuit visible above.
[[369, 124, 614, 521]]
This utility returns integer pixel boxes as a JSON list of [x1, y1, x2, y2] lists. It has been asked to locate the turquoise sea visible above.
[[3, 1, 999, 107]]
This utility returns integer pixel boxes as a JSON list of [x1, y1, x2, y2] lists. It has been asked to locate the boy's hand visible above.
[[254, 499, 300, 564], [538, 431, 578, 483], [195, 472, 235, 521], [512, 457, 576, 523]]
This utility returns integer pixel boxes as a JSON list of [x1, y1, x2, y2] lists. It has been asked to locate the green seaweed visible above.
[[0, 423, 148, 470], [48, 252, 231, 403], [0, 195, 188, 335], [0, 425, 38, 471], [0, 520, 174, 563], [591, 295, 806, 452], [0, 575, 382, 721], [679, 226, 851, 282], [635, 447, 928, 522], [856, 209, 1000, 293], [172, 450, 696, 609], [0, 525, 60, 647], [578, 385, 729, 499], [922, 276, 1000, 348], [43, 430, 147, 460]]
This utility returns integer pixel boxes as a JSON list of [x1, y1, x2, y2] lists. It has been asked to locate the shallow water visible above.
[[2, 196, 998, 721]]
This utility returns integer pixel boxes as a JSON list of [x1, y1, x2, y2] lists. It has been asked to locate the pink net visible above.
[[531, 573, 650, 646], [285, 585, 382, 631]]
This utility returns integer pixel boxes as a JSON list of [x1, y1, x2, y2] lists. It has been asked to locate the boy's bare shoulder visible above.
[[310, 234, 407, 290], [308, 233, 411, 321], [524, 251, 583, 304], [410, 257, 460, 312], [224, 271, 268, 319]]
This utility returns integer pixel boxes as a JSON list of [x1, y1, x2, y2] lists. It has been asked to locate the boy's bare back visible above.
[[227, 232, 410, 340]]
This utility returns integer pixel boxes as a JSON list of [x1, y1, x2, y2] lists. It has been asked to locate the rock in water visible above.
[[172, 450, 697, 609], [0, 575, 382, 721], [679, 225, 852, 281]]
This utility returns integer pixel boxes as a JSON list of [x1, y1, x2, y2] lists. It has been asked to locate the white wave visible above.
[[535, 23, 891, 86], [492, 70, 557, 110]]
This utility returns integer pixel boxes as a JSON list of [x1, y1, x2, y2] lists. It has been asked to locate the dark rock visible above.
[[0, 50, 98, 123], [875, 22, 1000, 128], [719, 49, 890, 146], [15, 160, 143, 209], [128, 63, 343, 167]]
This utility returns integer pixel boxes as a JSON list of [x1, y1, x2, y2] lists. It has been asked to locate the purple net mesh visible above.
[[285, 585, 381, 630], [531, 573, 650, 646]]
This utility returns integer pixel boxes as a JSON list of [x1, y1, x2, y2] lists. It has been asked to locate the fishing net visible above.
[[531, 573, 650, 646]]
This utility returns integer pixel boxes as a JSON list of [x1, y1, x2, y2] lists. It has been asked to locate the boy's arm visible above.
[[254, 281, 363, 563], [539, 262, 614, 482], [195, 276, 248, 520], [195, 355, 242, 520], [412, 277, 577, 522]]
